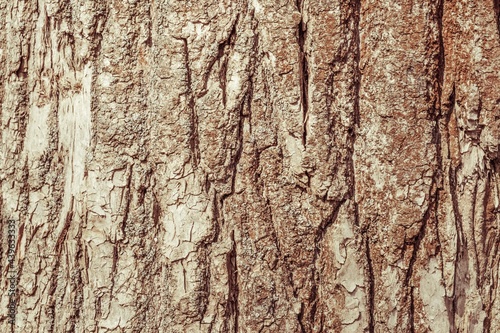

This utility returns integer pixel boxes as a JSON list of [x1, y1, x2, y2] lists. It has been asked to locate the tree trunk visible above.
[[1, 0, 500, 332]]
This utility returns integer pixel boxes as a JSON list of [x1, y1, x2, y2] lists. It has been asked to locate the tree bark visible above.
[[1, 0, 499, 332]]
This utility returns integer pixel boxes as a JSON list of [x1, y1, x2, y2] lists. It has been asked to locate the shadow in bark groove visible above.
[[494, 0, 500, 39]]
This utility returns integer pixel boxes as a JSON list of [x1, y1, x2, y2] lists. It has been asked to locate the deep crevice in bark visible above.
[[403, 179, 435, 330], [448, 165, 468, 330], [308, 199, 346, 327], [219, 19, 238, 108], [297, 302, 307, 333], [47, 196, 74, 333], [441, 88, 457, 333], [68, 226, 84, 332], [199, 15, 239, 100], [219, 93, 246, 227], [365, 231, 375, 333], [296, 0, 309, 147], [494, 0, 500, 39], [352, 0, 361, 128], [180, 37, 200, 168], [225, 231, 239, 332], [120, 165, 134, 239], [409, 286, 415, 333], [471, 181, 482, 288]]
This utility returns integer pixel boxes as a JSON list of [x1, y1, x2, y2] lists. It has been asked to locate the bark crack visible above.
[[364, 230, 375, 333], [219, 20, 238, 108], [306, 199, 346, 328], [224, 230, 239, 332], [296, 0, 309, 147], [198, 16, 239, 100], [352, 0, 361, 128], [47, 196, 74, 333], [409, 286, 415, 333], [494, 0, 500, 40], [297, 302, 307, 333], [448, 166, 467, 330], [180, 37, 200, 168], [119, 165, 133, 240]]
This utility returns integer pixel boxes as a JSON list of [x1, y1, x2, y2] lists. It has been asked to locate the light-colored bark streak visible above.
[[1, 0, 500, 332]]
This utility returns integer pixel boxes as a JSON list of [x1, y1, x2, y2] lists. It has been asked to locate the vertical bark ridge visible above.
[[439, 0, 500, 329]]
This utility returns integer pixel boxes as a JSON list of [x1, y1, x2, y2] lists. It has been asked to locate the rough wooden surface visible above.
[[1, 0, 499, 332]]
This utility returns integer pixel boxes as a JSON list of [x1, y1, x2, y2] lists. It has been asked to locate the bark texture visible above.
[[1, 0, 500, 332]]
